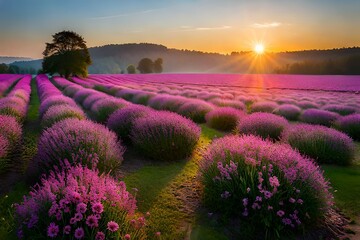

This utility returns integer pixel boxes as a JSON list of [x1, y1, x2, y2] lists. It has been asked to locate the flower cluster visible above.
[[335, 113, 360, 140], [201, 135, 333, 238], [237, 112, 288, 140], [131, 111, 201, 161], [300, 108, 339, 127], [282, 123, 355, 165], [37, 118, 125, 173], [15, 162, 147, 239], [273, 104, 302, 121], [205, 107, 245, 131]]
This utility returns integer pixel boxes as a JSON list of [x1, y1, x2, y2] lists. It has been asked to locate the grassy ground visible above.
[[322, 142, 360, 220], [124, 125, 224, 239]]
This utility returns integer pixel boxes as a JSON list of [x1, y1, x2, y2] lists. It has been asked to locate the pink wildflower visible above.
[[125, 234, 131, 240], [92, 202, 104, 214], [95, 232, 105, 240], [47, 222, 59, 238], [76, 203, 87, 213], [107, 221, 119, 232], [86, 215, 99, 228], [74, 227, 84, 239]]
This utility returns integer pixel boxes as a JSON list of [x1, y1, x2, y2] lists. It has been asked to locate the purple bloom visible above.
[[289, 198, 296, 203], [74, 227, 85, 239], [95, 232, 105, 240], [86, 215, 99, 228], [205, 107, 245, 131], [282, 218, 292, 225], [76, 203, 87, 214], [63, 225, 71, 234], [107, 221, 119, 232], [47, 222, 59, 238], [277, 210, 285, 217], [92, 202, 104, 214]]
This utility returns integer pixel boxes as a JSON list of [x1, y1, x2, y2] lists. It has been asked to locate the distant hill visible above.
[[0, 56, 32, 64], [9, 44, 360, 74]]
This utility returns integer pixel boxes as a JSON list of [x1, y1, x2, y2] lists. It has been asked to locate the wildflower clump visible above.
[[201, 135, 333, 238], [15, 162, 147, 239]]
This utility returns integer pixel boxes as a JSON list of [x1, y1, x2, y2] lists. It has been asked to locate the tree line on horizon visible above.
[[274, 55, 360, 75]]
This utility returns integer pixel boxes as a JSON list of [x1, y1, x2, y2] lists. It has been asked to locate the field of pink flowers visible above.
[[0, 73, 359, 239]]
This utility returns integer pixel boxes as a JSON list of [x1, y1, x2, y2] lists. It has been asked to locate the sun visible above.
[[254, 44, 265, 54]]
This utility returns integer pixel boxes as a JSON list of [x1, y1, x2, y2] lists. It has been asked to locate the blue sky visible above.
[[0, 0, 359, 58]]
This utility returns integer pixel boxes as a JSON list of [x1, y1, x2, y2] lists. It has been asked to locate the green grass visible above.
[[321, 142, 360, 220], [124, 124, 224, 239]]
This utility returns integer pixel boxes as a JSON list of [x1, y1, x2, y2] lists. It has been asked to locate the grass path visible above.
[[124, 125, 224, 239]]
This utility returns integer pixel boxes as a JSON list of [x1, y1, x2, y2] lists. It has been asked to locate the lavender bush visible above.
[[237, 113, 288, 140], [37, 119, 125, 173], [201, 135, 333, 238], [90, 98, 128, 123], [251, 101, 279, 113], [273, 104, 302, 121], [322, 104, 358, 116], [131, 111, 201, 161], [15, 162, 147, 239], [335, 114, 360, 140], [282, 124, 354, 165], [205, 107, 245, 131], [300, 109, 339, 127], [178, 100, 214, 123], [41, 105, 86, 129]]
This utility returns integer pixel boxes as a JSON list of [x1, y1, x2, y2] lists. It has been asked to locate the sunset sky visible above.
[[1, 0, 359, 58]]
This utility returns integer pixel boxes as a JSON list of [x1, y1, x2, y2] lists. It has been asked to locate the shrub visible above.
[[107, 105, 152, 143], [322, 104, 357, 116], [210, 99, 246, 111], [90, 98, 128, 123], [82, 92, 108, 110], [63, 85, 82, 97], [296, 101, 320, 109], [205, 107, 245, 131], [335, 114, 360, 140], [41, 105, 86, 129], [0, 98, 27, 121], [273, 104, 301, 121], [148, 94, 187, 112], [39, 96, 78, 117], [282, 124, 354, 165], [237, 113, 288, 140], [15, 163, 147, 239], [73, 89, 96, 104], [178, 100, 214, 123], [201, 135, 332, 238], [131, 111, 200, 161], [37, 119, 125, 173], [132, 92, 156, 105], [0, 115, 22, 145], [251, 101, 279, 113], [300, 109, 339, 127]]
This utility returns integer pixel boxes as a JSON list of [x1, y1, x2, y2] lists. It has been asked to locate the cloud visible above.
[[90, 9, 158, 20], [174, 25, 232, 32], [252, 22, 282, 28]]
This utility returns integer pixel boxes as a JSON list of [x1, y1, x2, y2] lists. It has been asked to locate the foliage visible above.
[[137, 58, 154, 74], [127, 65, 136, 74], [131, 111, 201, 161], [334, 114, 360, 140], [42, 31, 92, 78], [36, 118, 125, 174], [273, 104, 302, 121], [237, 113, 288, 140], [300, 109, 339, 127], [201, 135, 333, 239], [41, 104, 86, 129], [251, 101, 279, 113], [15, 163, 147, 239], [282, 123, 355, 165], [205, 107, 245, 131]]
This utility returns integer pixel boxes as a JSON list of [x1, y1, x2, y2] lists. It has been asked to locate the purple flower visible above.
[[277, 210, 285, 217], [297, 199, 304, 204], [92, 202, 104, 214], [74, 212, 83, 221], [269, 176, 280, 188], [74, 227, 85, 239], [242, 198, 248, 207], [264, 191, 272, 199], [63, 225, 71, 234], [76, 203, 87, 214], [282, 218, 292, 225], [95, 232, 105, 240], [221, 191, 231, 199], [289, 198, 296, 203], [86, 215, 99, 228], [47, 222, 59, 238], [107, 221, 119, 232], [125, 234, 131, 240]]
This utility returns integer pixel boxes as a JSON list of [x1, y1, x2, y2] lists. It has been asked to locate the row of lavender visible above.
[[15, 75, 150, 239], [73, 75, 358, 166], [74, 75, 336, 238], [0, 75, 31, 171], [54, 76, 201, 161], [75, 75, 360, 141], [0, 74, 23, 97]]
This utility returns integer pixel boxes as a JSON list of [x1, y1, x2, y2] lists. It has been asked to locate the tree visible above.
[[0, 63, 9, 73], [42, 30, 91, 78], [154, 58, 163, 73], [137, 58, 154, 74], [127, 64, 136, 74]]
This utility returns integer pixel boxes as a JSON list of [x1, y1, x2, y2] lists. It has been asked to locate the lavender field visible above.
[[0, 73, 359, 239]]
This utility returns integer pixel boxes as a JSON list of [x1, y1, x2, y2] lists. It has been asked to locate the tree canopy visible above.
[[137, 57, 163, 74], [127, 64, 136, 74], [42, 31, 92, 78]]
